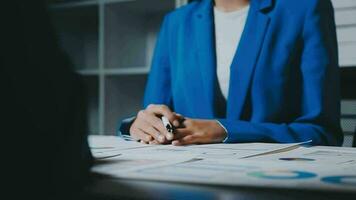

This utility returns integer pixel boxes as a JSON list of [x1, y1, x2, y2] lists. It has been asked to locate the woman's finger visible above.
[[135, 113, 164, 142], [142, 112, 170, 141], [140, 124, 166, 143], [173, 113, 186, 127], [172, 135, 196, 146], [173, 128, 191, 140], [146, 104, 180, 127], [149, 140, 160, 145], [130, 127, 153, 142]]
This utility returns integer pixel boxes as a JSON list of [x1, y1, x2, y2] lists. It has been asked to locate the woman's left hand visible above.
[[172, 118, 227, 146]]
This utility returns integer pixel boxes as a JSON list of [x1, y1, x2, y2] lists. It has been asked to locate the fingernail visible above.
[[159, 135, 165, 142], [166, 133, 174, 140], [173, 120, 179, 127]]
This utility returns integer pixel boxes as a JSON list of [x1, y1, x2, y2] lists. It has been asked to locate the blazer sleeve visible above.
[[143, 15, 173, 107], [218, 0, 343, 146], [119, 15, 173, 135]]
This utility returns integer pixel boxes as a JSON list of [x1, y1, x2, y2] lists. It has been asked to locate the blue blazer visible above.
[[121, 0, 343, 146]]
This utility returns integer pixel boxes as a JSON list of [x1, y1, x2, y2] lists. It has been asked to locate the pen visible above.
[[161, 116, 173, 133]]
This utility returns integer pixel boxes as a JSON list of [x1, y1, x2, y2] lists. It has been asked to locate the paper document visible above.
[[89, 136, 356, 192], [89, 135, 155, 159], [88, 136, 308, 160], [120, 158, 356, 192]]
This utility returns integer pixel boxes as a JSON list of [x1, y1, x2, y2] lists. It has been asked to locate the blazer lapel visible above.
[[227, 0, 272, 119], [194, 0, 216, 118]]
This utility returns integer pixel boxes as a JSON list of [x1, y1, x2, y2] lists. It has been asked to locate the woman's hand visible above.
[[172, 118, 227, 146], [129, 104, 182, 144]]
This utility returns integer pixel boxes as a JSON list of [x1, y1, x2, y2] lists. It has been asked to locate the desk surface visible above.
[[87, 174, 356, 200]]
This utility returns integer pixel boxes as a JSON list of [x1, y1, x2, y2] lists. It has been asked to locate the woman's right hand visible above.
[[129, 104, 182, 144]]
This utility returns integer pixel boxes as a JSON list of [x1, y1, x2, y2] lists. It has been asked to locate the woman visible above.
[[120, 0, 343, 146]]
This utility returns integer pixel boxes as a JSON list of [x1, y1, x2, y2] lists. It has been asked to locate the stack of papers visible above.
[[89, 136, 356, 192]]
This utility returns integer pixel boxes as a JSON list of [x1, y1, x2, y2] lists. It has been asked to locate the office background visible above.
[[47, 0, 356, 146]]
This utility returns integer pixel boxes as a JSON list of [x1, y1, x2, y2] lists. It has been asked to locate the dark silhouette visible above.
[[1, 0, 92, 199]]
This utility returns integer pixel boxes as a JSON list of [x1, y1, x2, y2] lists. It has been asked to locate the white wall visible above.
[[332, 0, 356, 67]]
